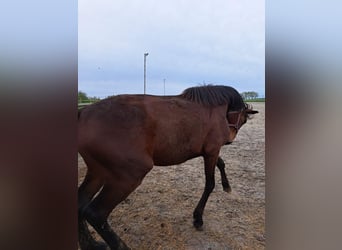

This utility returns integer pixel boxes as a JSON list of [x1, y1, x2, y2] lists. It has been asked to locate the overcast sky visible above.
[[79, 0, 264, 98]]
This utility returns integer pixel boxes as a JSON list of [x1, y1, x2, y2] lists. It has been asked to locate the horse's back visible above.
[[78, 95, 154, 160], [79, 95, 146, 124]]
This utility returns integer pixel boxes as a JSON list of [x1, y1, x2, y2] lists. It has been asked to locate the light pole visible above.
[[144, 53, 149, 94]]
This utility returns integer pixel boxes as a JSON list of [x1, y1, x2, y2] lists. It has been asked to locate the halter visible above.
[[227, 109, 243, 132]]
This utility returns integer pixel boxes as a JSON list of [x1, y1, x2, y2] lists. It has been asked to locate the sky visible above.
[[79, 0, 265, 98]]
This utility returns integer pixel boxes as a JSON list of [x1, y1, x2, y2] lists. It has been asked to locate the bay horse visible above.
[[78, 85, 258, 250]]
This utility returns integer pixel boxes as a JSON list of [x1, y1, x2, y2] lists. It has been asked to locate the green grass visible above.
[[245, 98, 265, 102], [78, 102, 93, 110]]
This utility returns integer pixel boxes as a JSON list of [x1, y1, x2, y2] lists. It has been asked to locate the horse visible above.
[[78, 85, 258, 250]]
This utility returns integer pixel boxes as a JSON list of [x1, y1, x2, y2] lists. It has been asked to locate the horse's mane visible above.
[[179, 85, 247, 111]]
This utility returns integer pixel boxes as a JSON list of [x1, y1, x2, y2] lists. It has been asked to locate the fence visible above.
[[78, 102, 93, 109]]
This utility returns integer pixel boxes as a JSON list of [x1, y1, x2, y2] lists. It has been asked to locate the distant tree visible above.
[[240, 91, 259, 100], [250, 91, 259, 99], [78, 91, 89, 103], [88, 96, 101, 102], [78, 91, 101, 104]]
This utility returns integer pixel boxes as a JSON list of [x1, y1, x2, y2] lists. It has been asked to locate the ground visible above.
[[78, 102, 265, 250]]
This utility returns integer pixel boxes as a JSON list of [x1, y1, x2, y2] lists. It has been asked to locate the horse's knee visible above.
[[205, 180, 215, 192]]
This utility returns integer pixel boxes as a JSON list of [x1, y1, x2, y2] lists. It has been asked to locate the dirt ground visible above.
[[78, 102, 265, 250]]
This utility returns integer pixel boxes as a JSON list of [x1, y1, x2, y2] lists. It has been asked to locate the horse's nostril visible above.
[[225, 141, 232, 145]]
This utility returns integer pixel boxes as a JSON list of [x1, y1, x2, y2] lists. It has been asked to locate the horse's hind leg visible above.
[[78, 172, 104, 214], [84, 181, 142, 250], [84, 162, 152, 250], [216, 156, 231, 193], [78, 172, 107, 250], [79, 219, 108, 250]]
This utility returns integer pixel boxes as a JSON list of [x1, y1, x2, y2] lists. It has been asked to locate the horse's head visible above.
[[225, 104, 258, 144]]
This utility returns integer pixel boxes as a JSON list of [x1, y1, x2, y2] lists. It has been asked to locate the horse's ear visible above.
[[246, 109, 258, 114]]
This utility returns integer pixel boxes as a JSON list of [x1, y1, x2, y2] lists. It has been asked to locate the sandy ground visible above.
[[78, 102, 265, 250]]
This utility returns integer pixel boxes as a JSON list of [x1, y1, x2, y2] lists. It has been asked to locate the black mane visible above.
[[179, 85, 246, 111]]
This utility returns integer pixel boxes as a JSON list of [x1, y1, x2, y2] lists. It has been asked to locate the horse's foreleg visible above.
[[216, 156, 231, 193], [193, 154, 218, 230]]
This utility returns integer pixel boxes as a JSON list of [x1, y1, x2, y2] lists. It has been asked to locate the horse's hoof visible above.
[[223, 186, 232, 193], [79, 241, 109, 250], [92, 241, 109, 250], [117, 242, 131, 250], [194, 224, 204, 231], [193, 219, 204, 231]]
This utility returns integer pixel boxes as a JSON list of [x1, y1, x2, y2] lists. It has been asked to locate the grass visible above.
[[245, 98, 265, 102], [78, 102, 93, 110]]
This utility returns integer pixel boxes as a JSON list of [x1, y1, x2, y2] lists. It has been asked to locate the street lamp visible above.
[[144, 53, 149, 94]]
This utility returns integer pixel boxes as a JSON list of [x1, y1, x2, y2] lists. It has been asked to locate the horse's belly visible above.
[[151, 116, 205, 166], [152, 147, 201, 166]]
